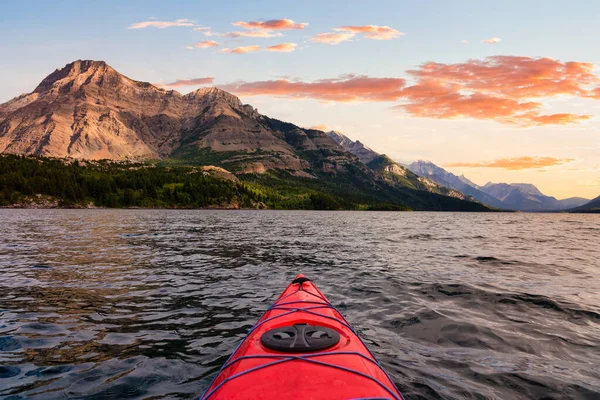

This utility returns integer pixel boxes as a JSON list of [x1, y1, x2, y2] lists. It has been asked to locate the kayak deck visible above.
[[199, 275, 404, 400]]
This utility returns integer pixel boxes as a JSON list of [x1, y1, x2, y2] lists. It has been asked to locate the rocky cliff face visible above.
[[0, 60, 338, 169], [325, 130, 379, 164], [1, 60, 207, 159]]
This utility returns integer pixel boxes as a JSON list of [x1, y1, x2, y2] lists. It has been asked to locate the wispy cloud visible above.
[[309, 32, 356, 45], [233, 19, 308, 30], [128, 19, 194, 29], [482, 37, 502, 44], [334, 25, 404, 40], [223, 30, 283, 38], [222, 45, 261, 54], [193, 26, 218, 36], [461, 40, 470, 44], [194, 40, 220, 48], [265, 43, 298, 52], [221, 74, 405, 102], [162, 77, 215, 88], [309, 124, 333, 131], [446, 157, 575, 170]]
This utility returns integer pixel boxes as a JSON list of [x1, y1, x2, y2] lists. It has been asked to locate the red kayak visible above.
[[199, 274, 404, 400]]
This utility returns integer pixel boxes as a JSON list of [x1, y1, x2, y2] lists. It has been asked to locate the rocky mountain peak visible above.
[[34, 60, 113, 93], [31, 59, 169, 101], [325, 130, 378, 164], [509, 183, 544, 197], [409, 160, 444, 176], [183, 87, 259, 119]]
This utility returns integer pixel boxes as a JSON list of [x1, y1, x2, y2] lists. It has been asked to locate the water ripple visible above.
[[0, 210, 599, 399]]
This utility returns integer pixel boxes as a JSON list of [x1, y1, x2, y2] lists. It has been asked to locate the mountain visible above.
[[479, 183, 589, 211], [367, 155, 469, 200], [0, 60, 489, 211], [325, 130, 379, 164], [324, 131, 472, 201], [559, 197, 594, 210], [407, 161, 589, 211], [569, 195, 600, 213], [408, 161, 505, 208], [0, 60, 328, 174]]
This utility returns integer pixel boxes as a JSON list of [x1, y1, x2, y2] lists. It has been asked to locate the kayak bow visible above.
[[199, 274, 404, 400]]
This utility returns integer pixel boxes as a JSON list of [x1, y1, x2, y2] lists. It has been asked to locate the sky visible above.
[[1, 0, 599, 199]]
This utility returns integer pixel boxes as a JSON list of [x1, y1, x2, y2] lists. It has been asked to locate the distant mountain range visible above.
[[407, 161, 506, 209], [0, 59, 488, 211], [406, 161, 591, 211], [570, 195, 600, 213], [324, 131, 595, 212], [325, 131, 469, 200]]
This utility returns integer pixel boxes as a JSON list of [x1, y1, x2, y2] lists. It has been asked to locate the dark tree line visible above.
[[0, 155, 397, 210], [0, 155, 261, 208]]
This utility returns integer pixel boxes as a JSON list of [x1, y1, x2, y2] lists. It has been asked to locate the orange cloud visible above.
[[265, 43, 297, 52], [309, 32, 355, 45], [335, 25, 404, 40], [163, 77, 215, 88], [223, 30, 283, 38], [407, 56, 600, 99], [446, 157, 575, 170], [194, 40, 219, 48], [398, 55, 599, 125], [233, 19, 307, 30], [482, 37, 502, 44], [309, 124, 332, 131], [128, 19, 194, 29], [220, 55, 599, 125], [221, 74, 406, 102], [222, 45, 261, 54]]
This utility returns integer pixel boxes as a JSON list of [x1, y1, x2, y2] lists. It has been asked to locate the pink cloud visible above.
[[221, 45, 261, 54], [309, 32, 355, 45], [128, 19, 194, 29], [334, 25, 404, 40], [232, 19, 308, 30], [223, 30, 282, 38], [481, 37, 502, 44], [163, 77, 215, 88], [446, 156, 575, 170], [265, 43, 297, 52], [194, 40, 220, 48], [396, 56, 599, 125], [221, 74, 406, 102], [220, 55, 600, 126]]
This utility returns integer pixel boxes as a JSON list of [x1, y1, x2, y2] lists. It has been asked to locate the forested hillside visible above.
[[0, 155, 415, 210]]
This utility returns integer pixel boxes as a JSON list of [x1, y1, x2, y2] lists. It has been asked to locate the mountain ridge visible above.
[[408, 160, 505, 208], [570, 195, 600, 213], [407, 160, 590, 211], [0, 59, 489, 211], [325, 131, 473, 201]]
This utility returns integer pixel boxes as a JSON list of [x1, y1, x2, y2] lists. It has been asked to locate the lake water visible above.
[[0, 210, 599, 399]]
